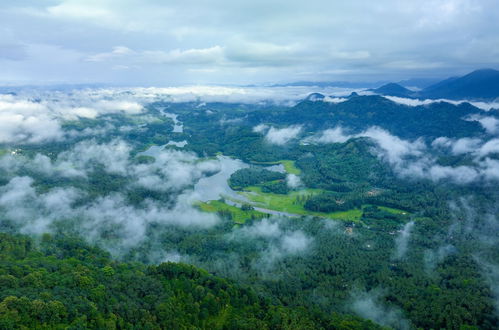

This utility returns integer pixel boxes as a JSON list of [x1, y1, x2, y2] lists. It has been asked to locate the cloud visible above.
[[474, 257, 499, 315], [393, 221, 415, 260], [85, 46, 133, 62], [234, 217, 313, 267], [0, 139, 227, 254], [5, 0, 499, 84], [311, 124, 499, 184], [286, 174, 302, 189], [466, 114, 499, 134], [383, 96, 499, 112], [0, 175, 219, 254], [0, 91, 145, 144], [252, 124, 269, 133], [313, 127, 352, 143], [264, 126, 302, 145], [350, 289, 411, 330], [0, 94, 63, 143], [85, 45, 226, 65], [360, 127, 426, 167], [432, 137, 483, 155], [424, 244, 456, 274]]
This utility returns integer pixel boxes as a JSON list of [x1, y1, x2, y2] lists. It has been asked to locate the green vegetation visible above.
[[1, 98, 498, 329], [0, 233, 382, 329], [281, 160, 301, 175], [197, 200, 267, 224], [228, 168, 285, 190]]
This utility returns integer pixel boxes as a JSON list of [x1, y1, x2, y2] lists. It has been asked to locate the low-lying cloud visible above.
[[383, 95, 499, 112], [311, 125, 499, 184], [0, 139, 224, 254], [234, 217, 313, 268], [393, 221, 415, 260], [263, 125, 303, 145], [350, 289, 411, 330]]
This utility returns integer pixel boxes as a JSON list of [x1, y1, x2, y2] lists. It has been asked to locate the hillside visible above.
[[0, 233, 379, 329], [371, 83, 414, 98], [420, 69, 499, 100]]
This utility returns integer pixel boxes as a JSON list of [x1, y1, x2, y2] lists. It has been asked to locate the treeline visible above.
[[0, 233, 381, 329], [229, 168, 286, 190]]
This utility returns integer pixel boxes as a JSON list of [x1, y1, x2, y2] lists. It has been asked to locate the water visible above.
[[160, 111, 184, 133], [193, 156, 249, 202]]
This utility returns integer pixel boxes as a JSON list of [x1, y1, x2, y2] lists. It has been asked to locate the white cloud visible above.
[[253, 124, 269, 133], [286, 174, 302, 189], [312, 125, 499, 184], [313, 127, 351, 143], [234, 218, 313, 266], [0, 94, 63, 143], [384, 96, 499, 112], [350, 289, 411, 330], [85, 45, 225, 65], [264, 126, 302, 145], [467, 115, 499, 134], [393, 221, 415, 260]]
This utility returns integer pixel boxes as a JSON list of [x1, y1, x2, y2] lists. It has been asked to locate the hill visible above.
[[371, 83, 415, 98], [251, 95, 485, 139], [420, 69, 499, 100], [0, 233, 380, 329]]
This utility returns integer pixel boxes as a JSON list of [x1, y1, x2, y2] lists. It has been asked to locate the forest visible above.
[[0, 93, 498, 329]]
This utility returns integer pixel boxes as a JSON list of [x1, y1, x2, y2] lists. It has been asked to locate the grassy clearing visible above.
[[280, 160, 301, 175], [239, 187, 364, 221], [196, 200, 266, 224], [249, 159, 301, 175], [377, 205, 409, 215]]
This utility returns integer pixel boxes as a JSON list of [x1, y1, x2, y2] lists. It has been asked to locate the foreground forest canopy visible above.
[[0, 86, 498, 329]]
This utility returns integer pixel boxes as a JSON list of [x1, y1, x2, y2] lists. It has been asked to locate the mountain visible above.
[[371, 83, 415, 97], [420, 69, 499, 100], [397, 77, 441, 89], [250, 95, 485, 139]]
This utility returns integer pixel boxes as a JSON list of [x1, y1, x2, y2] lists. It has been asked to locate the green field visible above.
[[196, 200, 266, 224], [280, 160, 301, 175], [249, 159, 301, 175], [238, 187, 365, 221], [377, 205, 409, 215]]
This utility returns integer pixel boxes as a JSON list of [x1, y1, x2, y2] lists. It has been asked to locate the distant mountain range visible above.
[[250, 94, 489, 139], [371, 69, 499, 101]]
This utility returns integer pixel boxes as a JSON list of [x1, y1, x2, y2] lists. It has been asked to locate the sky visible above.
[[1, 0, 499, 86]]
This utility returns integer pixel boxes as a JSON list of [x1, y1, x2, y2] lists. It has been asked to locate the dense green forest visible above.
[[0, 94, 498, 329], [0, 233, 381, 329]]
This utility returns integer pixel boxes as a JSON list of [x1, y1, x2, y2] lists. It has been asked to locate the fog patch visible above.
[[286, 174, 302, 189], [0, 94, 63, 144], [424, 244, 457, 274], [264, 126, 302, 145], [0, 141, 225, 255], [312, 126, 352, 143], [310, 125, 499, 184], [393, 221, 414, 260], [466, 114, 499, 135], [383, 95, 499, 112], [474, 257, 499, 315], [432, 137, 483, 155], [350, 289, 411, 330], [233, 218, 313, 269]]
